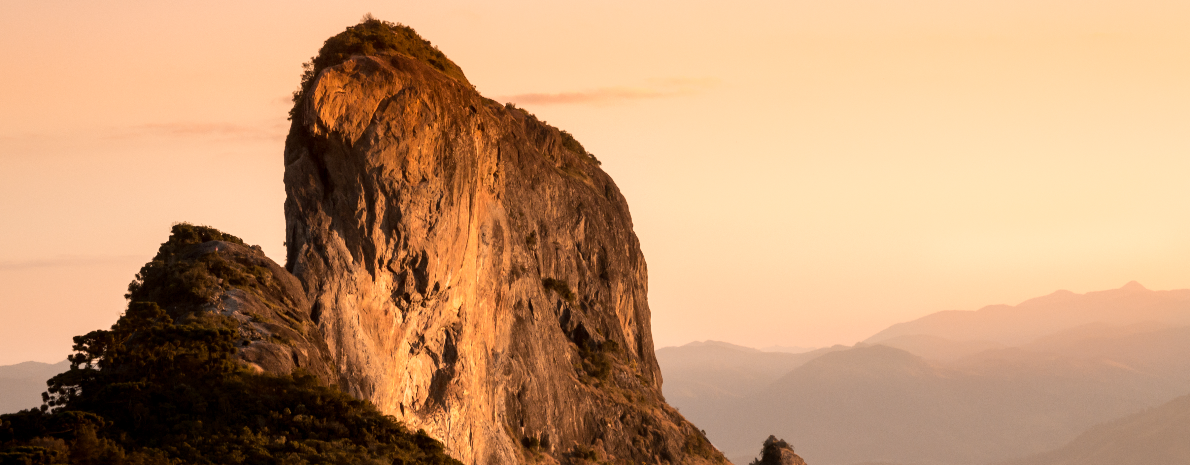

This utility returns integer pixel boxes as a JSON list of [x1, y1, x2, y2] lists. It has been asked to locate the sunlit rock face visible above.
[[282, 53, 725, 465]]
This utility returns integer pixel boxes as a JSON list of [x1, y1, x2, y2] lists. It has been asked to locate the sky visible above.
[[1, 1, 1188, 365]]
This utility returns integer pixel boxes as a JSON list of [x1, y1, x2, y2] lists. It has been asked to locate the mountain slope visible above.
[[283, 18, 723, 465], [657, 341, 843, 464], [0, 361, 67, 414], [1000, 393, 1190, 465], [738, 344, 1172, 465], [658, 341, 843, 401], [660, 284, 1190, 465], [667, 325, 1190, 464], [872, 334, 1004, 362]]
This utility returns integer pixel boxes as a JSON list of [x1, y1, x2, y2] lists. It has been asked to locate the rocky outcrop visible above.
[[280, 23, 726, 465], [751, 436, 806, 465], [189, 241, 341, 386], [124, 227, 342, 387]]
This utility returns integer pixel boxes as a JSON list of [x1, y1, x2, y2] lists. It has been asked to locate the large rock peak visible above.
[[282, 21, 725, 465]]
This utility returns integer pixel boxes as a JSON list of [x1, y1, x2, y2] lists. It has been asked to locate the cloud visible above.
[[0, 255, 145, 271], [499, 78, 718, 106]]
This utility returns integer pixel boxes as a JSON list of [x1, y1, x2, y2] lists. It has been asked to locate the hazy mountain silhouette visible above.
[[0, 360, 68, 414], [657, 341, 848, 425], [761, 345, 818, 354], [658, 283, 1190, 465], [865, 282, 1190, 346], [998, 392, 1190, 465], [728, 343, 1180, 465], [873, 334, 1005, 362]]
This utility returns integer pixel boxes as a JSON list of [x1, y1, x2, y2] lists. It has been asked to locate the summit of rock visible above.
[[291, 17, 470, 119]]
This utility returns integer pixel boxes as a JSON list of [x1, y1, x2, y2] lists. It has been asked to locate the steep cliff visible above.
[[282, 19, 726, 465]]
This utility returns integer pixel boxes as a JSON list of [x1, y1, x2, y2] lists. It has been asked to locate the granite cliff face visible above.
[[279, 21, 726, 465]]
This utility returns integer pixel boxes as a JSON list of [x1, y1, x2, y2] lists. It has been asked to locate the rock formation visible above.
[[750, 436, 806, 465], [188, 241, 341, 385], [0, 223, 464, 464], [276, 19, 727, 465], [120, 225, 342, 387]]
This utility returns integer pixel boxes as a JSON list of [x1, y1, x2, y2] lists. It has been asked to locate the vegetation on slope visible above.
[[124, 224, 254, 315], [291, 14, 470, 120], [504, 103, 602, 165], [0, 224, 461, 465], [748, 436, 800, 465]]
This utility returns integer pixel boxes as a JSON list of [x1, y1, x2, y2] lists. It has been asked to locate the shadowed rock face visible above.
[[282, 52, 724, 465]]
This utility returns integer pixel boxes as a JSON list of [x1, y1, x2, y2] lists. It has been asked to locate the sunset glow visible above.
[[1, 0, 1188, 364]]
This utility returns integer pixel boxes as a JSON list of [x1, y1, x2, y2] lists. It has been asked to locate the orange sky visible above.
[[1, 1, 1188, 364]]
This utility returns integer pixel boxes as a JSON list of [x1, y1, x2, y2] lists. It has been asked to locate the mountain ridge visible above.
[[0, 360, 68, 415], [659, 283, 1190, 465], [864, 282, 1190, 346]]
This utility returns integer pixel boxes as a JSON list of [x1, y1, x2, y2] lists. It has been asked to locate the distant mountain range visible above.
[[656, 341, 849, 430], [864, 281, 1190, 345], [659, 282, 1190, 465], [760, 345, 818, 354], [0, 360, 68, 414]]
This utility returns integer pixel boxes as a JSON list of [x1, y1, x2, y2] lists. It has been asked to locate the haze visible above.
[[2, 0, 1189, 365]]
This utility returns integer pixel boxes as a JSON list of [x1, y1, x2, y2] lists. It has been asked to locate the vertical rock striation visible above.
[[281, 23, 726, 465]]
